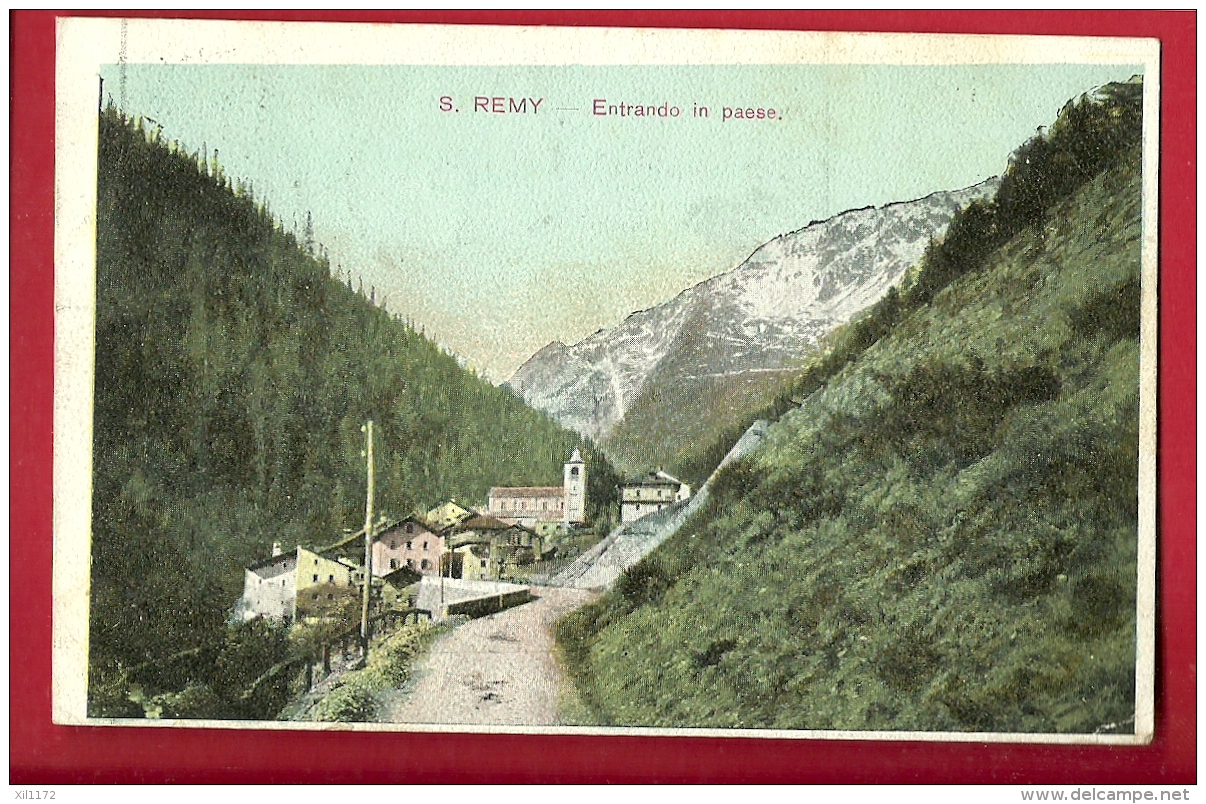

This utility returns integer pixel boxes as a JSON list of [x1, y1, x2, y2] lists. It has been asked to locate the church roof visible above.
[[489, 486, 564, 498]]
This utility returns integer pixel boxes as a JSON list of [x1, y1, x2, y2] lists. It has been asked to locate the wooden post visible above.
[[360, 420, 374, 657], [305, 662, 313, 691]]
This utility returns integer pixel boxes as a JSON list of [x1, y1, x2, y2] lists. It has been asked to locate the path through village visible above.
[[378, 586, 597, 726], [375, 419, 768, 727]]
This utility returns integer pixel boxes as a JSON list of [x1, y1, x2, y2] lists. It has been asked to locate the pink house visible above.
[[371, 516, 446, 576]]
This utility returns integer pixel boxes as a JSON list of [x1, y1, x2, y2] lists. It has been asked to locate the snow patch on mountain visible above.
[[507, 179, 998, 442]]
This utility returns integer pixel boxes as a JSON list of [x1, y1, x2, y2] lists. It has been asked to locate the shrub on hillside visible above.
[[859, 358, 1061, 472], [310, 680, 376, 722], [1068, 277, 1141, 342], [616, 558, 678, 609]]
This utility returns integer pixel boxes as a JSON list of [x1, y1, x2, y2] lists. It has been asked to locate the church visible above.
[[486, 449, 587, 531]]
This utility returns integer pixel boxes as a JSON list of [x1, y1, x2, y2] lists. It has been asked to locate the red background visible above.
[[10, 10, 1196, 784]]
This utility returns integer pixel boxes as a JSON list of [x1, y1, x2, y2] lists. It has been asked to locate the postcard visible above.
[[51, 17, 1159, 744]]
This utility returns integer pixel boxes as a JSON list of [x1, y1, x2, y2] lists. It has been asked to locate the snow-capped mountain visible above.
[[508, 179, 998, 443]]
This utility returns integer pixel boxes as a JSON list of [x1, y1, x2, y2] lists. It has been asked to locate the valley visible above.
[[88, 74, 1147, 735]]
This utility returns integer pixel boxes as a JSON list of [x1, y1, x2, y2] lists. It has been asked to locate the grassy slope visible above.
[[603, 369, 796, 479], [558, 148, 1142, 733]]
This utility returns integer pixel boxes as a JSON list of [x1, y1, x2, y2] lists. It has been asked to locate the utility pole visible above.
[[359, 420, 374, 657]]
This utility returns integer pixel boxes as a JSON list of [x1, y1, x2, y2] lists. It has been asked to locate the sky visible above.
[[102, 62, 1141, 381]]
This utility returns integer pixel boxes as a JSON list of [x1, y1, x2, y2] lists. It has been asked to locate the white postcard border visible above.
[[52, 17, 1161, 742]]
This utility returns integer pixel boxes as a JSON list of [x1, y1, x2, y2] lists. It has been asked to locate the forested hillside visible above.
[[558, 79, 1145, 733], [89, 107, 617, 716]]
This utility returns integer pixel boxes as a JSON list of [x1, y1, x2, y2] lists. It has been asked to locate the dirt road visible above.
[[379, 586, 597, 727]]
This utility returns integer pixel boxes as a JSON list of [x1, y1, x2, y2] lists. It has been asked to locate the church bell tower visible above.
[[563, 448, 587, 525]]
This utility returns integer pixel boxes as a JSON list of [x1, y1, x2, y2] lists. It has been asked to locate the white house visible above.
[[241, 543, 364, 621], [620, 470, 691, 524], [241, 544, 297, 621]]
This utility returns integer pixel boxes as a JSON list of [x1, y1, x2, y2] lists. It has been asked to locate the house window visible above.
[[519, 501, 525, 510], [405, 523, 414, 534], [328, 574, 334, 583], [421, 560, 431, 570], [390, 541, 397, 549], [481, 560, 488, 568], [423, 541, 428, 550], [406, 541, 413, 550], [571, 466, 579, 477], [312, 574, 319, 582], [500, 500, 508, 510], [406, 559, 414, 568], [390, 559, 398, 570]]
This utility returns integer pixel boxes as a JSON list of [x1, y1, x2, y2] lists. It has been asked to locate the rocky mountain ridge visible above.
[[507, 178, 999, 444]]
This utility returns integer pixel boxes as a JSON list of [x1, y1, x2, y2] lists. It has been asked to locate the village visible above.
[[239, 447, 693, 629]]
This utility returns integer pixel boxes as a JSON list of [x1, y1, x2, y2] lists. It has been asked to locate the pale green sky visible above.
[[103, 63, 1140, 380]]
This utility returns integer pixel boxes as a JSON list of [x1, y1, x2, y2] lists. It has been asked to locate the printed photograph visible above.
[[56, 20, 1158, 739]]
